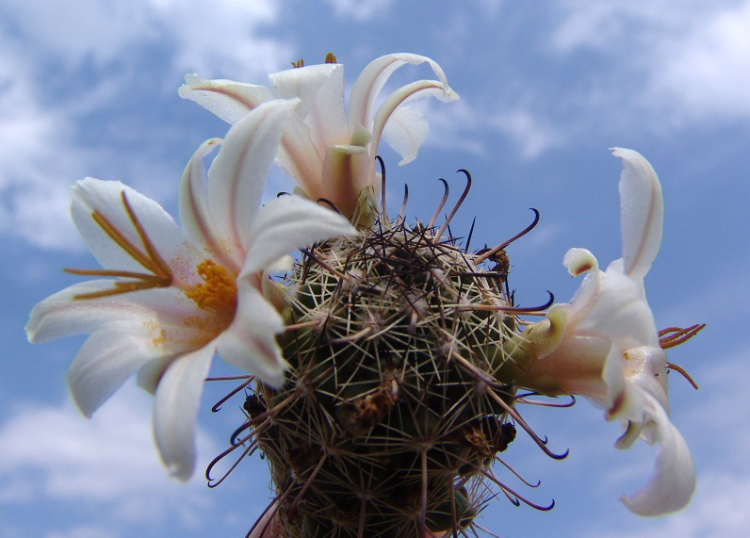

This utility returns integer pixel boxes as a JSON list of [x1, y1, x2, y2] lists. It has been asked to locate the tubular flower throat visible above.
[[179, 52, 459, 225], [26, 99, 357, 481]]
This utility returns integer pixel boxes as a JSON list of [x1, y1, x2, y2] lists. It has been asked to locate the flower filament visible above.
[[65, 191, 174, 300]]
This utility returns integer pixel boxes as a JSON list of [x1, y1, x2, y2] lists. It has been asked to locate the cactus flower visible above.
[[179, 53, 459, 224], [510, 148, 696, 516], [26, 99, 356, 480]]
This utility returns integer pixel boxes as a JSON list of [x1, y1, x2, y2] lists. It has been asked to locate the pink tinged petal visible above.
[[216, 284, 288, 387], [602, 343, 634, 417], [320, 144, 370, 218], [275, 116, 326, 200], [270, 64, 349, 149], [620, 394, 696, 516], [533, 334, 612, 401], [178, 74, 276, 124], [611, 148, 664, 281], [206, 99, 299, 261], [178, 138, 230, 260], [242, 195, 357, 277], [348, 53, 456, 134], [370, 80, 459, 167], [66, 328, 166, 417], [152, 345, 215, 481]]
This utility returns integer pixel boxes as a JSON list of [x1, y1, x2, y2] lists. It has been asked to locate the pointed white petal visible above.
[[620, 394, 696, 516], [623, 346, 670, 412], [611, 148, 664, 280], [381, 106, 428, 165], [270, 64, 349, 150], [206, 99, 299, 259], [275, 116, 326, 201], [242, 195, 357, 277], [71, 178, 202, 276], [370, 79, 458, 168], [216, 284, 288, 387], [348, 53, 457, 134], [137, 355, 172, 395], [27, 283, 187, 343], [579, 268, 659, 348], [67, 328, 165, 417], [27, 281, 128, 343], [178, 138, 228, 259], [152, 345, 215, 481], [178, 74, 275, 124]]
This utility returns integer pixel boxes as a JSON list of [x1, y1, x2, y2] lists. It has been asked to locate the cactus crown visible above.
[[210, 174, 559, 538]]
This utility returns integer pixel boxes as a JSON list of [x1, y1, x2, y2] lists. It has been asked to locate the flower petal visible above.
[[152, 345, 215, 481], [275, 116, 326, 201], [178, 74, 275, 124], [579, 268, 659, 349], [563, 247, 598, 276], [270, 63, 349, 150], [381, 106, 428, 165], [179, 137, 229, 262], [348, 53, 456, 135], [27, 282, 187, 343], [611, 148, 664, 281], [241, 195, 357, 277], [206, 98, 299, 261], [66, 327, 167, 417], [216, 284, 287, 387], [370, 79, 458, 167], [619, 394, 696, 516], [71, 178, 196, 275]]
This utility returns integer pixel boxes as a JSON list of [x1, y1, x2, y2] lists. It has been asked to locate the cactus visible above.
[[206, 174, 563, 538]]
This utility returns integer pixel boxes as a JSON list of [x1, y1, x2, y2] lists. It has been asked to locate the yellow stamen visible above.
[[325, 52, 338, 64], [65, 191, 174, 299], [185, 260, 238, 321], [291, 59, 305, 68]]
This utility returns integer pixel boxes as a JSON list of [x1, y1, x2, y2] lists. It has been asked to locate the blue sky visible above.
[[2, 1, 749, 537]]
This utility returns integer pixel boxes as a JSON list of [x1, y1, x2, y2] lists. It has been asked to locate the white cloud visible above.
[[0, 0, 297, 251], [45, 526, 119, 538], [322, 0, 396, 21], [0, 47, 81, 249], [550, 0, 750, 123], [649, 1, 750, 120], [418, 97, 562, 161], [0, 386, 219, 532], [4, 0, 291, 78]]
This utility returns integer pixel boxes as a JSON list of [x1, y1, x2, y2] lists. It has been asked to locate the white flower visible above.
[[510, 148, 695, 516], [26, 99, 357, 481], [178, 52, 459, 223]]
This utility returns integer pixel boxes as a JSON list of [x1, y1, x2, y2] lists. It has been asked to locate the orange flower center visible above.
[[185, 259, 238, 326]]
